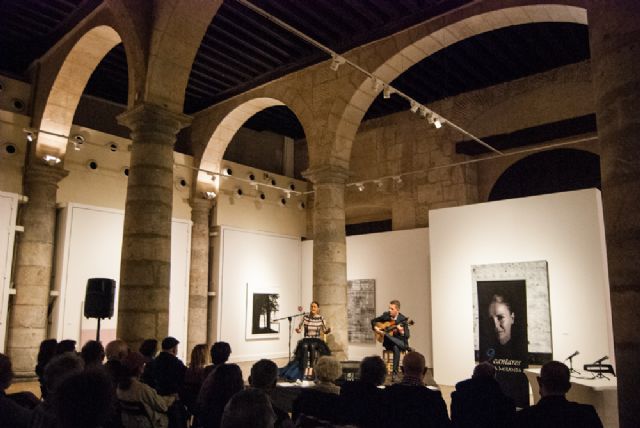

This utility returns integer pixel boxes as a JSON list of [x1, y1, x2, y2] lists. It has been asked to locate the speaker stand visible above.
[[96, 317, 103, 342]]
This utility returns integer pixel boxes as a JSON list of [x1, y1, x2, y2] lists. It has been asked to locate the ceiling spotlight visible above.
[[375, 180, 384, 191], [43, 155, 61, 166], [23, 128, 36, 142], [203, 191, 217, 200], [222, 167, 232, 176], [409, 100, 420, 113], [329, 54, 346, 71], [233, 188, 243, 199], [419, 106, 428, 118], [393, 176, 403, 184], [429, 113, 443, 129], [382, 85, 393, 99], [356, 183, 365, 192], [285, 190, 291, 199]]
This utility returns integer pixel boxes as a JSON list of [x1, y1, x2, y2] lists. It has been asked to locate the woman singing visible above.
[[295, 301, 331, 379]]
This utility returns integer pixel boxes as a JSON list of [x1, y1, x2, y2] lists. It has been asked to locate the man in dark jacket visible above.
[[450, 362, 515, 428], [149, 336, 186, 396], [371, 299, 411, 379], [515, 361, 603, 428], [381, 351, 450, 428]]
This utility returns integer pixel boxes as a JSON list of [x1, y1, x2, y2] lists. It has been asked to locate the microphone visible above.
[[565, 350, 579, 361], [593, 355, 608, 364]]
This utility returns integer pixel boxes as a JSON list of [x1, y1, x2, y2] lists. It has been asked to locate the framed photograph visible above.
[[347, 279, 376, 344], [246, 284, 281, 340]]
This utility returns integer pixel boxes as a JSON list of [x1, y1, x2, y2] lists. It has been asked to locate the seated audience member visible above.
[[117, 352, 175, 428], [54, 339, 77, 355], [220, 388, 277, 428], [0, 353, 34, 428], [54, 369, 113, 428], [35, 339, 57, 399], [31, 353, 84, 428], [105, 339, 130, 384], [197, 363, 244, 428], [248, 359, 294, 428], [183, 344, 208, 417], [291, 356, 342, 424], [515, 361, 603, 428], [450, 362, 515, 428], [81, 340, 106, 368], [203, 341, 231, 379], [339, 355, 387, 427], [381, 351, 450, 428]]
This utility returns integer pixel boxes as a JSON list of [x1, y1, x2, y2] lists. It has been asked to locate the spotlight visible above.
[[329, 54, 346, 71], [356, 183, 365, 192], [203, 191, 217, 200], [393, 176, 403, 184], [285, 191, 291, 199], [23, 128, 36, 142], [233, 188, 243, 199], [223, 167, 233, 176], [258, 192, 266, 201], [375, 180, 384, 191], [247, 172, 256, 181], [279, 198, 287, 207], [409, 100, 420, 113], [429, 113, 443, 129], [419, 106, 428, 118], [297, 201, 306, 210], [70, 134, 85, 151], [43, 155, 61, 166], [383, 86, 393, 99]]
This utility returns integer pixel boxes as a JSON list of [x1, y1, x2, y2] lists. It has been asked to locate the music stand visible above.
[[273, 311, 305, 362], [583, 360, 616, 380]]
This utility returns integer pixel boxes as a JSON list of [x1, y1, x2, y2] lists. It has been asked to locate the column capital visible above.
[[303, 165, 351, 185], [117, 102, 192, 135], [24, 163, 69, 185], [191, 198, 214, 213]]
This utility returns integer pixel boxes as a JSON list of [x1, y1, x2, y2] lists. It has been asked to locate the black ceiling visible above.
[[0, 0, 590, 144]]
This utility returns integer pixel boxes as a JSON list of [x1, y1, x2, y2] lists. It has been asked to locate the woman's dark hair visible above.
[[311, 301, 319, 307], [139, 339, 158, 359], [81, 340, 105, 367], [116, 351, 146, 391], [36, 339, 58, 377], [55, 339, 77, 355], [189, 344, 207, 369], [359, 356, 387, 386]]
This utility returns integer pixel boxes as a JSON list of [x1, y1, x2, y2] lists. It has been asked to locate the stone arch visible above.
[[325, 1, 587, 168], [489, 148, 600, 200], [195, 92, 314, 192], [36, 25, 122, 158]]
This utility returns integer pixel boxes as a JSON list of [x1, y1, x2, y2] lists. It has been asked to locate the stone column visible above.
[[187, 198, 213, 356], [588, 2, 640, 426], [116, 103, 191, 348], [8, 163, 68, 377], [304, 165, 349, 359]]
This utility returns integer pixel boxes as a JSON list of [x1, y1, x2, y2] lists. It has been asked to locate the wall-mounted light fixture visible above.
[[203, 191, 217, 200], [329, 54, 346, 71], [43, 155, 61, 166]]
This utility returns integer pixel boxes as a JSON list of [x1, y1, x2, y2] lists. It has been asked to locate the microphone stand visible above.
[[273, 312, 306, 362], [567, 354, 580, 376]]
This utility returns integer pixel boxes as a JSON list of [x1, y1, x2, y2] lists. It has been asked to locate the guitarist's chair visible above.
[[382, 349, 407, 375]]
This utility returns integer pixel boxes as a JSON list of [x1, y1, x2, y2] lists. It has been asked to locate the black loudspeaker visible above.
[[84, 278, 116, 319]]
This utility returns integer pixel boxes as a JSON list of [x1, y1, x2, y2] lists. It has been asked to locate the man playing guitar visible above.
[[371, 300, 411, 380]]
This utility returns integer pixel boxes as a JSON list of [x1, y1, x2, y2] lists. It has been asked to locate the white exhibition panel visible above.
[[52, 203, 191, 361], [346, 229, 431, 363], [429, 189, 612, 386], [217, 227, 302, 361], [301, 229, 431, 364], [0, 192, 19, 352]]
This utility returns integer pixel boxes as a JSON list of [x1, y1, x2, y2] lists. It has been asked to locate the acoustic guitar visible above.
[[374, 319, 414, 343]]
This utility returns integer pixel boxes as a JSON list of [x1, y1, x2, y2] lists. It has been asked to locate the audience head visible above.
[[117, 351, 146, 390], [54, 369, 113, 428], [249, 359, 278, 390], [538, 360, 571, 396], [200, 363, 244, 410], [81, 340, 105, 367], [0, 353, 14, 391], [55, 339, 77, 355], [190, 343, 208, 369], [139, 339, 158, 360], [314, 356, 342, 383], [211, 341, 232, 365], [221, 388, 276, 428], [401, 351, 427, 378], [43, 352, 84, 397], [105, 339, 129, 362], [161, 336, 179, 355], [37, 339, 58, 365], [472, 361, 496, 379], [359, 356, 387, 386]]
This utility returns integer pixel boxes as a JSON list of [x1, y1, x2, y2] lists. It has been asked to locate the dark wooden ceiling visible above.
[[0, 0, 590, 145]]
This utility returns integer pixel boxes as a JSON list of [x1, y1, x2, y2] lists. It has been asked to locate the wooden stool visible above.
[[382, 349, 407, 374]]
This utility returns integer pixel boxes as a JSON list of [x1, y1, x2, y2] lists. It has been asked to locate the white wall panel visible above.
[[0, 192, 19, 352]]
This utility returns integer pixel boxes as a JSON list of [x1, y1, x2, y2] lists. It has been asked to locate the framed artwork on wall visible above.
[[246, 283, 280, 340], [347, 278, 376, 344]]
